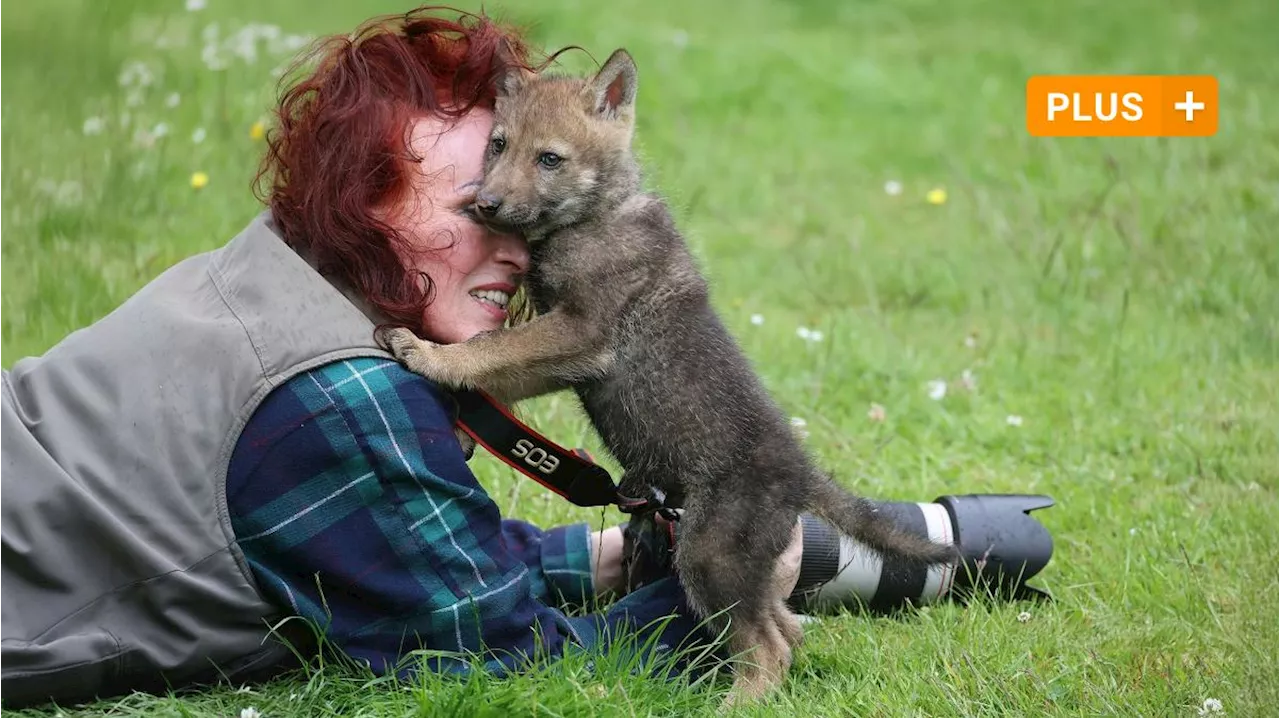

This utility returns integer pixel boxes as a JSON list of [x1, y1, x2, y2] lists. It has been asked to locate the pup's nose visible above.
[[475, 192, 502, 218]]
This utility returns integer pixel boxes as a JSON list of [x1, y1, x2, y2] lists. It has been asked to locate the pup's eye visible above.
[[537, 152, 563, 169], [488, 137, 506, 155]]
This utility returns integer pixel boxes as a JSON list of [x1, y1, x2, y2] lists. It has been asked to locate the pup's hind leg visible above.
[[774, 600, 804, 650], [676, 516, 795, 705], [724, 600, 803, 705], [722, 607, 794, 707]]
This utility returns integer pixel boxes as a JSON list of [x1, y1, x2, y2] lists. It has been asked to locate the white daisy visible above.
[[1198, 698, 1223, 715]]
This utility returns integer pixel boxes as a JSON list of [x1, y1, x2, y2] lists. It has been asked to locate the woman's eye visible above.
[[538, 152, 563, 169], [488, 137, 506, 155]]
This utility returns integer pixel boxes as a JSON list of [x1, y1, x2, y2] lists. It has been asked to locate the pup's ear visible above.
[[495, 67, 532, 99], [585, 48, 637, 120]]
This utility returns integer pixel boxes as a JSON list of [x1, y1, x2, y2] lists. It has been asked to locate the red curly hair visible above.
[[254, 6, 541, 330]]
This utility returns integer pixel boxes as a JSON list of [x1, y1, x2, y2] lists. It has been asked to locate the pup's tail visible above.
[[806, 476, 959, 568]]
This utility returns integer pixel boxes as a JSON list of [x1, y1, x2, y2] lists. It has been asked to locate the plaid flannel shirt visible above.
[[226, 357, 709, 678]]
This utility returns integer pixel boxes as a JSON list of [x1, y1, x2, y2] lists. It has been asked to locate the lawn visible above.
[[3, 0, 1277, 715]]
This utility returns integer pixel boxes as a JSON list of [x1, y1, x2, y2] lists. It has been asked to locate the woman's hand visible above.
[[589, 526, 627, 596]]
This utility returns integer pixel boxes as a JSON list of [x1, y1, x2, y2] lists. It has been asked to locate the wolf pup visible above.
[[381, 49, 959, 702]]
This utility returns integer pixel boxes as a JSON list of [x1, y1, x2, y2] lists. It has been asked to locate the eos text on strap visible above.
[[450, 389, 619, 508]]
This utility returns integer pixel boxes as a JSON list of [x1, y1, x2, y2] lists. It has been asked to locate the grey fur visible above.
[[383, 48, 958, 702]]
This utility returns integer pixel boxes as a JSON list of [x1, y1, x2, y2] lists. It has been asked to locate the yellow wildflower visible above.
[[249, 120, 266, 140], [926, 187, 947, 205], [190, 171, 209, 189]]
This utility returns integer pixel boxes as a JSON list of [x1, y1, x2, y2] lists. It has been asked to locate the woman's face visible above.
[[387, 110, 530, 344]]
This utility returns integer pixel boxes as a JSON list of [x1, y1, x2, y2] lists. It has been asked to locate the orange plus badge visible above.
[[1026, 75, 1218, 137]]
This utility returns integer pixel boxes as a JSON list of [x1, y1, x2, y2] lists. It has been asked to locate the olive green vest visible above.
[[1, 211, 393, 707]]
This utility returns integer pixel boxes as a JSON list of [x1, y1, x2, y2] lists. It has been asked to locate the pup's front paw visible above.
[[453, 426, 477, 459], [380, 327, 454, 381], [380, 327, 480, 390], [380, 327, 435, 367]]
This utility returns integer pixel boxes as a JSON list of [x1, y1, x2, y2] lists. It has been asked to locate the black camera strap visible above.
[[451, 389, 619, 508]]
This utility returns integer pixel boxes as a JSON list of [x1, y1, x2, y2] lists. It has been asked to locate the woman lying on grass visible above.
[[1, 6, 820, 709]]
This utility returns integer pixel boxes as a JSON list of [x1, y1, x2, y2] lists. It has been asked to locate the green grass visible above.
[[3, 0, 1277, 715]]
